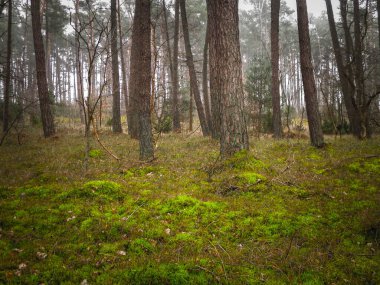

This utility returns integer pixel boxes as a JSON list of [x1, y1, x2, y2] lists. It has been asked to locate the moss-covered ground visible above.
[[0, 131, 379, 284]]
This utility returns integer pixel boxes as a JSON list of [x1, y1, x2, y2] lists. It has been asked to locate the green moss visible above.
[[128, 238, 154, 255], [238, 172, 266, 184], [57, 180, 123, 201], [89, 149, 103, 158]]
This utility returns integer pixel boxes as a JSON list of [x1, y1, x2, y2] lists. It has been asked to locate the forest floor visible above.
[[0, 129, 379, 284]]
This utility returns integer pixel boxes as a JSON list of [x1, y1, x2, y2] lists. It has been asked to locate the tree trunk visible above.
[[117, 0, 130, 133], [202, 20, 212, 133], [296, 0, 324, 147], [180, 0, 209, 136], [271, 0, 282, 138], [31, 0, 55, 137], [325, 0, 359, 137], [111, 0, 122, 133], [2, 0, 12, 133], [45, 1, 52, 94], [75, 0, 84, 123], [172, 0, 181, 132], [207, 0, 249, 157], [129, 0, 154, 159]]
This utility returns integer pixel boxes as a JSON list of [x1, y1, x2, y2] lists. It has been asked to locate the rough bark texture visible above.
[[31, 0, 55, 137], [339, 0, 362, 137], [353, 0, 368, 139], [207, 0, 249, 157], [271, 0, 282, 138], [129, 0, 154, 159], [172, 0, 181, 132], [3, 0, 12, 133], [325, 0, 359, 138], [202, 20, 212, 133], [296, 0, 324, 147], [180, 0, 209, 136], [111, 0, 122, 133]]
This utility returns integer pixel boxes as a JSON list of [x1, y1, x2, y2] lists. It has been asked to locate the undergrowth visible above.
[[0, 131, 379, 284]]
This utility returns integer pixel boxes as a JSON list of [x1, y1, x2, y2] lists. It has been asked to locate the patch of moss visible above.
[[237, 172, 266, 184], [89, 149, 103, 158]]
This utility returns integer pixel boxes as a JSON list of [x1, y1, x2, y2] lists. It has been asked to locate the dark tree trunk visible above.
[[180, 0, 209, 136], [129, 0, 154, 159], [271, 0, 282, 138], [353, 0, 368, 139], [202, 20, 212, 133], [111, 0, 122, 133], [172, 0, 181, 132], [325, 0, 359, 138], [207, 0, 249, 157], [31, 0, 55, 137], [296, 0, 324, 147], [3, 0, 12, 133]]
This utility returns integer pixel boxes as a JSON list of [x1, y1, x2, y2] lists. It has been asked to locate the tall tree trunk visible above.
[[117, 0, 130, 132], [3, 0, 12, 133], [202, 20, 212, 133], [180, 0, 209, 136], [207, 0, 249, 157], [75, 0, 85, 123], [45, 1, 53, 95], [271, 0, 282, 138], [353, 0, 368, 138], [296, 0, 324, 147], [162, 0, 180, 133], [325, 0, 359, 137], [31, 0, 55, 137], [111, 0, 122, 133], [172, 0, 181, 132], [340, 0, 362, 137], [129, 0, 154, 159]]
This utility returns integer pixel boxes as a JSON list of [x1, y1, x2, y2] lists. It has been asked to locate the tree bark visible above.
[[74, 0, 84, 123], [296, 0, 324, 147], [180, 0, 209, 136], [202, 20, 212, 133], [172, 0, 181, 132], [129, 0, 154, 159], [31, 0, 55, 137], [3, 0, 12, 133], [271, 0, 282, 138], [111, 0, 122, 133], [118, 0, 130, 133], [353, 0, 369, 138], [325, 0, 358, 137], [207, 0, 249, 157]]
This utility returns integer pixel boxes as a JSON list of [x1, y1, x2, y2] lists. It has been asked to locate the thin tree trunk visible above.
[[207, 0, 249, 156], [31, 0, 55, 137], [3, 0, 12, 133], [75, 0, 84, 123], [172, 0, 181, 132], [353, 0, 368, 138], [325, 0, 358, 137], [202, 20, 212, 133], [117, 0, 130, 132], [180, 0, 209, 136], [111, 0, 122, 133], [189, 87, 193, 131], [271, 0, 282, 138], [129, 0, 154, 159], [296, 0, 324, 147]]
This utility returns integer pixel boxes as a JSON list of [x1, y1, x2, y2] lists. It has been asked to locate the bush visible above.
[[154, 116, 172, 133]]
